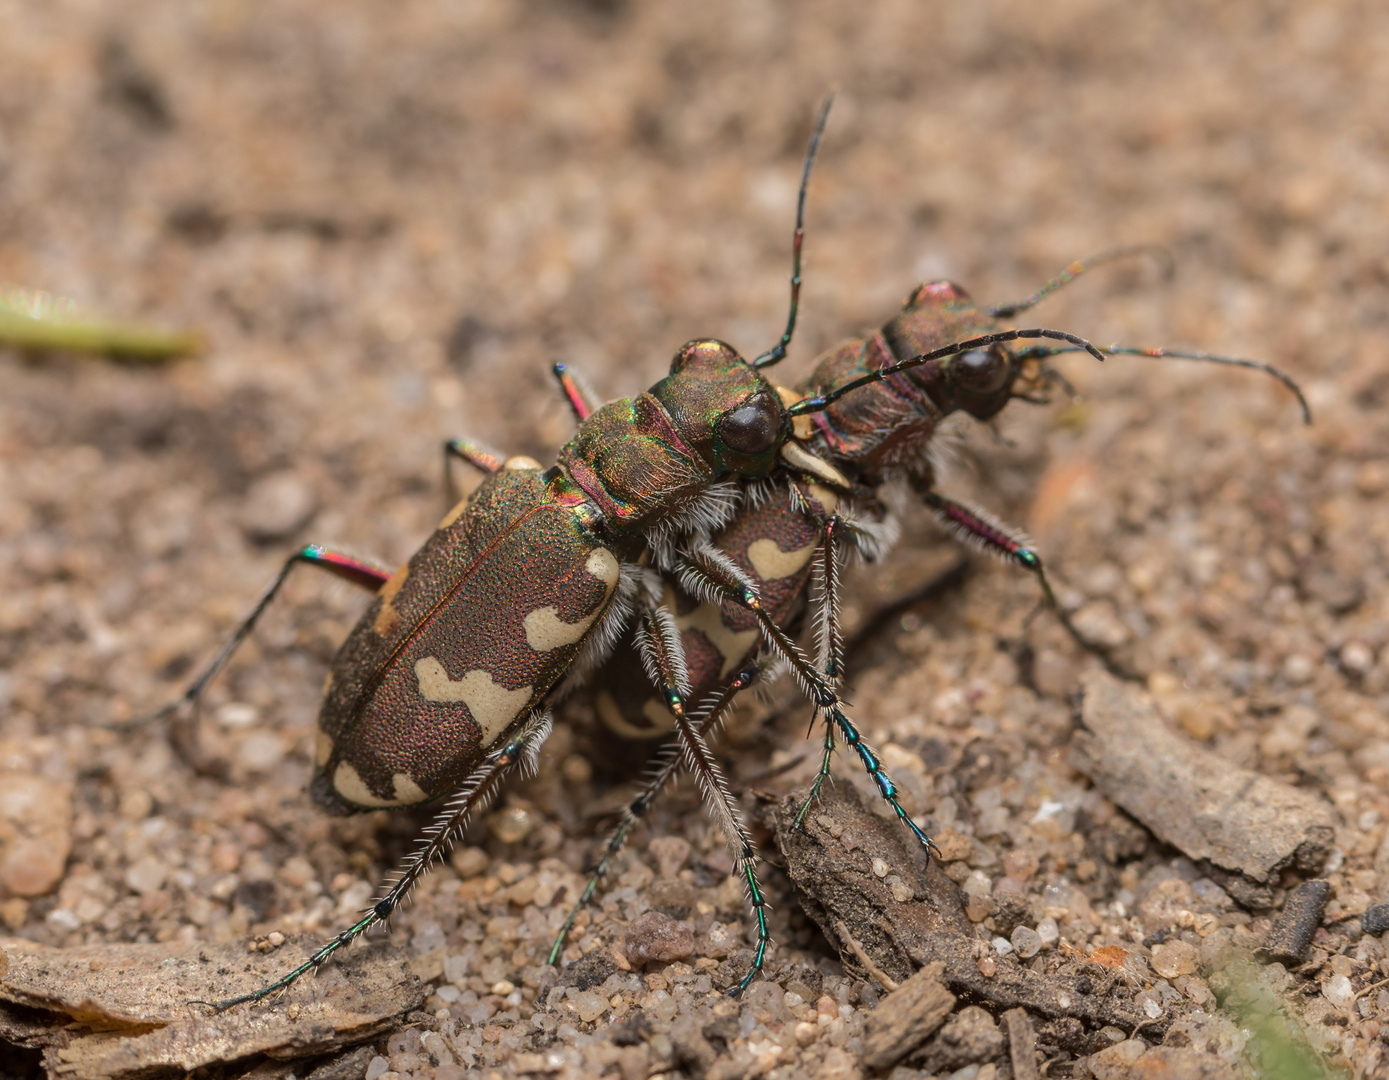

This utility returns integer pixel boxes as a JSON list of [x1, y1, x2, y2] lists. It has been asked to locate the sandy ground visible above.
[[3, 1, 1389, 1077]]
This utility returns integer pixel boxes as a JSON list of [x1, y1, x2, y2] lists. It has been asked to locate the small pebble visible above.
[[1362, 903, 1389, 936], [388, 1028, 422, 1055], [561, 753, 593, 784], [237, 731, 285, 772], [624, 910, 694, 966], [992, 936, 1014, 955], [1341, 641, 1375, 675], [365, 1056, 390, 1080], [1282, 653, 1315, 685], [238, 470, 318, 541], [1002, 850, 1039, 881], [0, 773, 73, 899], [648, 835, 691, 879], [1150, 940, 1199, 979], [697, 921, 738, 958], [1324, 974, 1355, 1010], [489, 806, 532, 844], [216, 702, 259, 729], [1011, 925, 1043, 958], [124, 855, 168, 897], [1036, 917, 1060, 945], [118, 789, 154, 821], [450, 846, 489, 879]]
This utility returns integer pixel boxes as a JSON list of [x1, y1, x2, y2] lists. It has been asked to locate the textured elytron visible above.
[[593, 479, 828, 736], [314, 468, 627, 811]]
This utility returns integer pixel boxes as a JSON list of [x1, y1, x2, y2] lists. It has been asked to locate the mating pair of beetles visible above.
[[154, 98, 1308, 1011]]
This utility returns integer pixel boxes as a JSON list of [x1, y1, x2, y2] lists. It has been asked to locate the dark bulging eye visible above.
[[949, 347, 1010, 395], [717, 395, 781, 454]]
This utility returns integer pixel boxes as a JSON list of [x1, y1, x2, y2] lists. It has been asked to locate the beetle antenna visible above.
[[753, 93, 834, 370], [1015, 343, 1312, 425], [987, 244, 1175, 318], [788, 328, 1107, 417]]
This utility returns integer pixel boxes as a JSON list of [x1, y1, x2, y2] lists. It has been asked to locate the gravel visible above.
[[4, 1, 1389, 1078]]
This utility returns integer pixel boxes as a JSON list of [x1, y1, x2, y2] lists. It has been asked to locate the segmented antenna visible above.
[[753, 93, 835, 370], [1016, 343, 1312, 425], [987, 244, 1175, 319], [788, 328, 1107, 417]]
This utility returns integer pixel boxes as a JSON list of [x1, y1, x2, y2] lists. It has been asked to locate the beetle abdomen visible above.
[[314, 468, 623, 811]]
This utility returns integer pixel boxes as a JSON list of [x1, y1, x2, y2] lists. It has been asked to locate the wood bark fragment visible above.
[[1071, 671, 1335, 906], [1260, 879, 1331, 964], [859, 961, 954, 1071], [1004, 1008, 1041, 1080], [0, 937, 424, 1080], [765, 785, 1164, 1050]]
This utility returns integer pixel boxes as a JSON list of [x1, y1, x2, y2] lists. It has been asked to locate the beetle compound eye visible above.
[[717, 396, 781, 454], [949, 347, 1010, 395]]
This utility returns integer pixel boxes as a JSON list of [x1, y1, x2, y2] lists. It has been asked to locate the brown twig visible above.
[[833, 919, 899, 992]]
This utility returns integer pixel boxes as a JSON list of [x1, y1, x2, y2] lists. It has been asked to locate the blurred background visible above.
[[2, 0, 1388, 1075]]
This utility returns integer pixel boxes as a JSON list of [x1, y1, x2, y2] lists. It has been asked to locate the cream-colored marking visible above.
[[332, 760, 429, 808], [372, 560, 411, 636], [780, 440, 851, 489], [596, 690, 677, 738], [585, 546, 620, 588], [437, 497, 469, 530], [672, 601, 760, 679], [321, 671, 335, 699], [414, 657, 532, 743], [746, 537, 818, 581], [524, 605, 599, 651], [315, 730, 334, 767], [502, 455, 542, 471], [522, 546, 620, 650], [804, 482, 840, 516]]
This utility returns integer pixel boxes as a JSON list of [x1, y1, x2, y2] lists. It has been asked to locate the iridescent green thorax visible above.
[[558, 394, 706, 532], [558, 339, 788, 533]]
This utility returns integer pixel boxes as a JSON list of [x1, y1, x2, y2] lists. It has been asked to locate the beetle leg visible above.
[[915, 485, 1136, 681], [194, 708, 553, 1013], [812, 515, 845, 685], [634, 607, 771, 996], [442, 436, 503, 502], [547, 665, 760, 971], [551, 362, 600, 422], [142, 545, 392, 731], [678, 546, 938, 860]]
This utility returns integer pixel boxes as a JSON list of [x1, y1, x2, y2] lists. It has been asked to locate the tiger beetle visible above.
[[149, 96, 1307, 1011], [541, 134, 1313, 962]]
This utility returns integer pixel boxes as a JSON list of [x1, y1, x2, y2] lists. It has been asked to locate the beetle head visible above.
[[651, 338, 786, 478], [892, 281, 1020, 421]]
